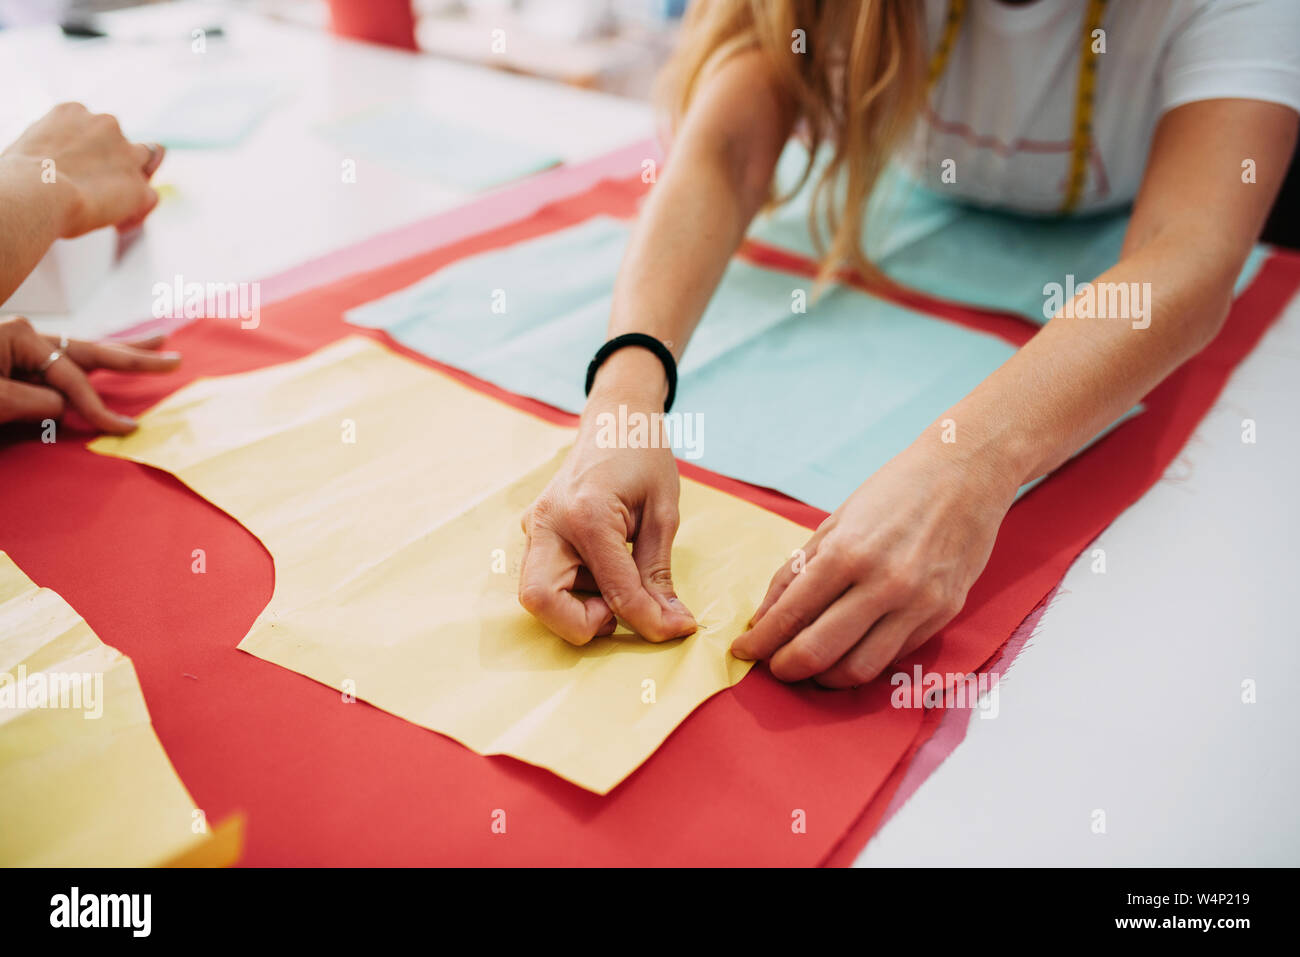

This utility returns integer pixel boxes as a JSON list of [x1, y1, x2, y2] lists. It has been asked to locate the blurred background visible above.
[[1, 0, 1292, 331], [0, 0, 684, 98], [0, 0, 670, 331]]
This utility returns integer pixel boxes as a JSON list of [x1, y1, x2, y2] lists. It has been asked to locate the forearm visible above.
[[923, 225, 1244, 493], [588, 49, 793, 410], [0, 155, 71, 304], [590, 145, 768, 408]]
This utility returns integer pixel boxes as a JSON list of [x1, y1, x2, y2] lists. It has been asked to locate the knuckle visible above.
[[842, 545, 876, 577], [877, 566, 918, 601], [116, 350, 146, 371], [816, 538, 853, 570], [938, 594, 966, 622], [643, 565, 674, 591], [650, 503, 679, 532], [524, 497, 565, 537], [517, 582, 549, 614], [816, 663, 874, 689], [567, 492, 607, 525], [772, 645, 827, 681], [917, 577, 946, 604], [600, 585, 633, 617], [527, 495, 555, 525], [850, 655, 890, 685], [768, 605, 812, 640]]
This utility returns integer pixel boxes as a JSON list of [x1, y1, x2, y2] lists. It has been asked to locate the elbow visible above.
[[1203, 297, 1232, 345], [1183, 287, 1233, 355], [722, 129, 783, 219]]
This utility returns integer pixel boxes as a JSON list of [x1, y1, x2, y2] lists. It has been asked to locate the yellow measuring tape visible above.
[[927, 0, 1108, 214]]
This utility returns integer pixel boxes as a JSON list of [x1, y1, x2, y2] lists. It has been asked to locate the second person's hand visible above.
[[0, 316, 181, 434], [1, 102, 165, 238]]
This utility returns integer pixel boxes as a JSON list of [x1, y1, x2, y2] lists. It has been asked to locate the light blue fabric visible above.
[[751, 143, 1267, 321], [347, 216, 1110, 513], [316, 104, 561, 192]]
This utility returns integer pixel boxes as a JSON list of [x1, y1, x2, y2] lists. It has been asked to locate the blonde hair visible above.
[[656, 0, 928, 282]]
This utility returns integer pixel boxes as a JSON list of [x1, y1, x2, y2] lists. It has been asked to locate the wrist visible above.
[[585, 346, 671, 410], [906, 415, 1029, 506], [0, 153, 81, 238]]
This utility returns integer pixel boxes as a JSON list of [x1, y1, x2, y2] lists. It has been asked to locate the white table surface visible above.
[[860, 295, 1300, 867], [0, 1, 651, 339], [2, 1, 1294, 868]]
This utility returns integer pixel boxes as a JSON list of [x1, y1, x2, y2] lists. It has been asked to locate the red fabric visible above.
[[2, 170, 1295, 865], [326, 0, 418, 53]]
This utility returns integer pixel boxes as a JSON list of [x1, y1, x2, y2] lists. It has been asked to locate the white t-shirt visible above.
[[898, 0, 1300, 214]]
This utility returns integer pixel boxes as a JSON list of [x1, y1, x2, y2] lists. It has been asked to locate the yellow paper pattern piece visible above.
[[91, 337, 809, 793], [0, 552, 225, 866]]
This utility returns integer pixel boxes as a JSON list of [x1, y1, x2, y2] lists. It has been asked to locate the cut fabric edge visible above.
[[0, 551, 246, 868]]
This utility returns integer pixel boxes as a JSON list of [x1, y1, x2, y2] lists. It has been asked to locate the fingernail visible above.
[[117, 415, 138, 429], [665, 595, 695, 620], [732, 644, 754, 661], [160, 351, 182, 360]]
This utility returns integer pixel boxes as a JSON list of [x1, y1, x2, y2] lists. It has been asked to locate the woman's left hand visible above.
[[731, 441, 1019, 688]]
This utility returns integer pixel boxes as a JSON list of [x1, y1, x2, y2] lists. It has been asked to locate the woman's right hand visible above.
[[518, 353, 697, 646]]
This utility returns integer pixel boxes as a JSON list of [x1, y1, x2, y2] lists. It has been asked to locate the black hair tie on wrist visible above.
[[584, 333, 678, 413]]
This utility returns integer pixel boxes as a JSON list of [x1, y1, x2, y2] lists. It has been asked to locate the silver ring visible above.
[[58, 333, 69, 351], [38, 349, 63, 374]]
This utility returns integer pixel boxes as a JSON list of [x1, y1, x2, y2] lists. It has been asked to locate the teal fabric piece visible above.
[[347, 216, 1081, 513], [751, 143, 1267, 321], [317, 104, 561, 192]]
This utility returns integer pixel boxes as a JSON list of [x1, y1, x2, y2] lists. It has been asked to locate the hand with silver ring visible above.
[[0, 317, 181, 434], [37, 334, 69, 374]]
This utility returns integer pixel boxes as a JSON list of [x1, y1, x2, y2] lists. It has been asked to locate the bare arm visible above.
[[588, 49, 796, 405], [0, 103, 163, 304], [519, 50, 795, 645], [0, 155, 68, 305], [736, 98, 1298, 686], [946, 98, 1298, 490], [1, 104, 175, 433]]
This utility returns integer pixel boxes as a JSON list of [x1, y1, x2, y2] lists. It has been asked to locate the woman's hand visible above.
[[0, 316, 180, 434], [518, 355, 698, 645], [1, 102, 165, 238], [732, 440, 1019, 688]]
